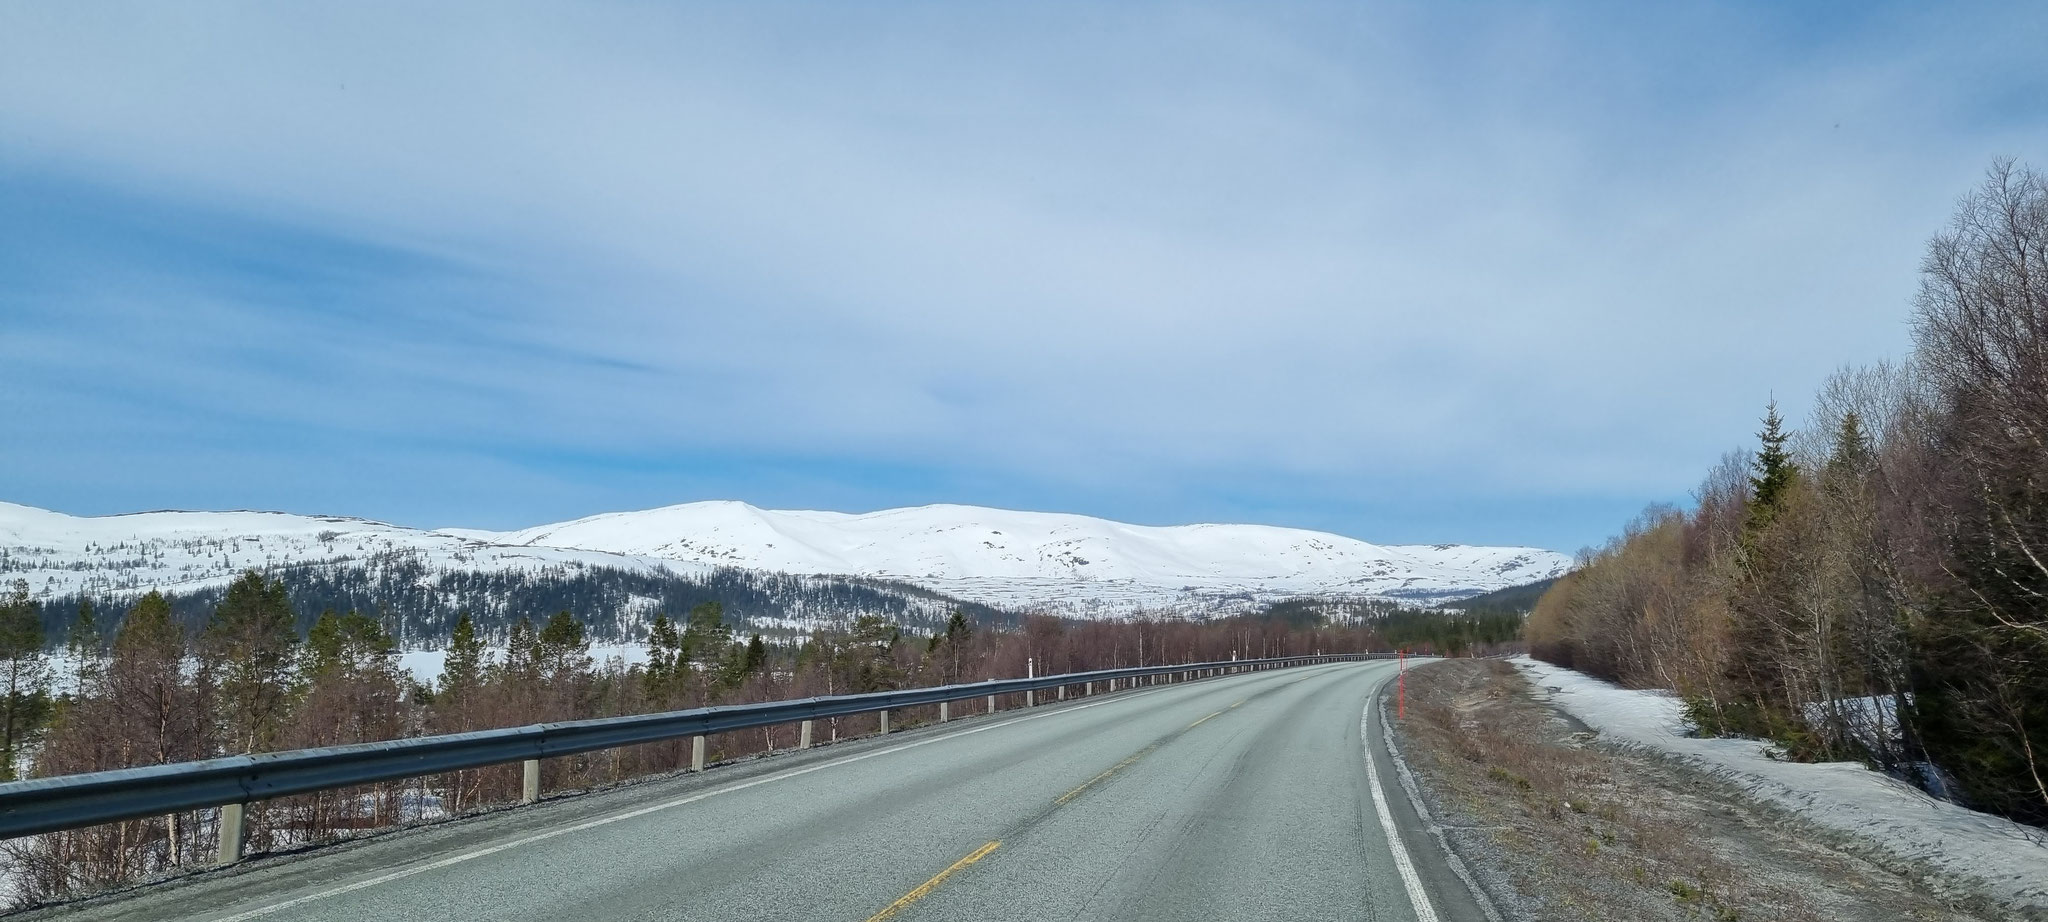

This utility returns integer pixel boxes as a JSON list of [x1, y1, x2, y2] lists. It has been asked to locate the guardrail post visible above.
[[1026, 689, 1035, 708], [879, 710, 890, 735], [800, 719, 814, 749], [216, 802, 248, 865], [691, 735, 707, 772], [1057, 685, 1066, 701], [939, 701, 950, 723], [521, 759, 541, 804], [987, 693, 997, 713]]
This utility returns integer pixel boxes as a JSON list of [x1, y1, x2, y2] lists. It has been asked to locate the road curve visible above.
[[31, 660, 1488, 922]]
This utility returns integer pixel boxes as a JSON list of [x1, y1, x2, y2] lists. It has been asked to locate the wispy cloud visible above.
[[4, 1, 2044, 549]]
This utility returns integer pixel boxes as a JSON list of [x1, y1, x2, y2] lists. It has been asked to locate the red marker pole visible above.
[[1397, 648, 1406, 720]]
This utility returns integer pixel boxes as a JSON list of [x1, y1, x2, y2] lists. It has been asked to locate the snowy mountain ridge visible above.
[[0, 500, 1570, 616]]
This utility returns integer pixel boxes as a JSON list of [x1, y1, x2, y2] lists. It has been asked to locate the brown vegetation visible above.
[[0, 573, 1388, 907], [1526, 160, 2048, 826], [1394, 660, 2015, 921]]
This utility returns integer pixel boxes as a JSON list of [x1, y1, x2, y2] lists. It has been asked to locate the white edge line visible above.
[[1377, 694, 1506, 922], [1362, 696, 1442, 922]]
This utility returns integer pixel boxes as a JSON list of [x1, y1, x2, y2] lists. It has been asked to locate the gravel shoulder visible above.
[[1388, 658, 2031, 922]]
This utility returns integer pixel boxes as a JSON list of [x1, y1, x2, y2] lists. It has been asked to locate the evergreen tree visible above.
[[303, 610, 395, 681], [65, 597, 105, 694], [1748, 401, 1799, 524], [1826, 410, 1872, 481], [681, 601, 731, 671], [644, 613, 680, 702], [743, 634, 768, 676], [536, 610, 591, 682], [0, 580, 52, 781], [932, 610, 973, 683], [438, 611, 485, 711], [837, 614, 903, 693], [204, 571, 300, 754], [504, 616, 538, 677]]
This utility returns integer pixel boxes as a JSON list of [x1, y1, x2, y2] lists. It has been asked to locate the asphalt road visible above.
[[36, 660, 1488, 922]]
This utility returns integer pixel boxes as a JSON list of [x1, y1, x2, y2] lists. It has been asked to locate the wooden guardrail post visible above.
[[800, 719, 814, 749], [691, 735, 707, 771], [216, 802, 248, 865], [986, 693, 996, 714], [939, 701, 949, 723], [879, 710, 890, 735], [521, 759, 541, 803]]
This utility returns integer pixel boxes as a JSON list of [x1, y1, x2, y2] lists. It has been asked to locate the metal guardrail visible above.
[[0, 653, 1384, 862]]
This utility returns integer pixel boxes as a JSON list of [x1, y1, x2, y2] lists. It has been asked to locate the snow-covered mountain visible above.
[[0, 500, 1570, 618], [475, 502, 1568, 610], [0, 501, 702, 601]]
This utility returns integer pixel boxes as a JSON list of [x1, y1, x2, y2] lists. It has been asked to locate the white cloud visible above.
[[3, 1, 2044, 546]]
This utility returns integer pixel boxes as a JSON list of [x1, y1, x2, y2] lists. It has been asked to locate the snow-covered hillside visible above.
[[0, 501, 700, 601], [488, 502, 1570, 610], [0, 500, 1570, 617]]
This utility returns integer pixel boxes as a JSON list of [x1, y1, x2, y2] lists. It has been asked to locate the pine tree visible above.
[[304, 610, 395, 680], [65, 598, 105, 694], [0, 580, 52, 781], [681, 602, 731, 672], [204, 571, 300, 754], [536, 610, 591, 682], [438, 611, 485, 714], [934, 610, 972, 683], [644, 613, 680, 703], [504, 616, 538, 677]]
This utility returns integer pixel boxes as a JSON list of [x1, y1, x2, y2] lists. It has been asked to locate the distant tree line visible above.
[[1526, 161, 2048, 827], [1260, 596, 1531, 656], [30, 555, 1018, 649], [0, 570, 1403, 906]]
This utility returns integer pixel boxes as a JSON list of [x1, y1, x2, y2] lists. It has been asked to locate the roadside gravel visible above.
[[1388, 659, 2029, 922]]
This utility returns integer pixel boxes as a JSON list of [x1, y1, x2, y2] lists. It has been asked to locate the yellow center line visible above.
[[1053, 743, 1158, 806], [1187, 710, 1224, 729], [864, 840, 1002, 922], [1229, 698, 1245, 709]]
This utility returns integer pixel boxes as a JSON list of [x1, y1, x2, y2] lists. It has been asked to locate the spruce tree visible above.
[[1750, 400, 1799, 516], [743, 634, 767, 675]]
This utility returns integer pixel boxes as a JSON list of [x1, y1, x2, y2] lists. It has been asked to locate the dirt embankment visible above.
[[1389, 659, 2027, 922]]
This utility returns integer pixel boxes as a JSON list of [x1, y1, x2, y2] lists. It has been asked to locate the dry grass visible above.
[[1393, 659, 2012, 922]]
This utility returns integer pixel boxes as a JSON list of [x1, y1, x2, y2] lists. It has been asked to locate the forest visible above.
[[1526, 161, 2048, 827], [0, 569, 1437, 906], [25, 553, 1018, 648]]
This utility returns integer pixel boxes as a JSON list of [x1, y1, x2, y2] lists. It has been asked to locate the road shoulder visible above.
[[1384, 659, 2029, 922]]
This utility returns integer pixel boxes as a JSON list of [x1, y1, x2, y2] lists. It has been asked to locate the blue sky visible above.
[[3, 2, 2045, 553]]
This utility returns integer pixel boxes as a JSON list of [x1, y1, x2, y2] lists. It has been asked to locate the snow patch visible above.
[[1512, 656, 2048, 911]]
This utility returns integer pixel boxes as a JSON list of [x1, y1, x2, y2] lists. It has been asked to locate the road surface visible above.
[[32, 660, 1487, 922]]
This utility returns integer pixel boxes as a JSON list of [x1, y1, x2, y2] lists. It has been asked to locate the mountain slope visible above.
[[0, 500, 1571, 622], [486, 501, 1571, 610], [0, 501, 698, 601]]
